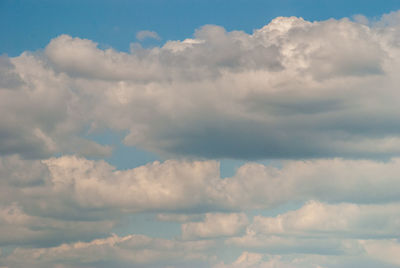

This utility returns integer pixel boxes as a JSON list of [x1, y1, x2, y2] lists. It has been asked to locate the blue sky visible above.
[[2, 0, 400, 56], [3, 1, 400, 268]]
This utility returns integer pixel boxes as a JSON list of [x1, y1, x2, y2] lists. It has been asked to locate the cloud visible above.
[[2, 155, 400, 266], [6, 12, 400, 159], [2, 234, 214, 268], [0, 203, 114, 247], [213, 251, 400, 268], [136, 30, 161, 41], [0, 53, 111, 159], [246, 201, 400, 238], [181, 213, 248, 239], [227, 201, 400, 255], [0, 55, 24, 89], [3, 155, 400, 222], [3, 10, 400, 268], [213, 252, 314, 268], [360, 239, 400, 266], [3, 155, 400, 246]]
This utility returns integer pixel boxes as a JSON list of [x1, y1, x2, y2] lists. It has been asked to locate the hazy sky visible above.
[[2, 1, 400, 267]]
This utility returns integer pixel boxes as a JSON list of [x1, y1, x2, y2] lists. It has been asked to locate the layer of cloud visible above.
[[2, 234, 213, 268], [3, 155, 400, 220], [228, 201, 400, 256], [2, 155, 400, 245], [213, 250, 400, 268], [2, 155, 400, 266], [181, 213, 248, 239], [4, 12, 400, 159], [245, 201, 400, 238], [3, 10, 400, 268], [0, 54, 111, 159]]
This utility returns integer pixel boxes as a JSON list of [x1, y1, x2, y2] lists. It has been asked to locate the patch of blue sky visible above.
[[2, 0, 400, 56], [86, 128, 160, 169]]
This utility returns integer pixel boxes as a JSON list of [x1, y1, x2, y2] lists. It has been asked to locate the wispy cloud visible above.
[[136, 30, 161, 41]]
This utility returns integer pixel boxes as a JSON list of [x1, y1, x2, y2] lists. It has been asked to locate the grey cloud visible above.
[[3, 155, 400, 228], [36, 15, 400, 159], [2, 155, 400, 266], [0, 53, 111, 159], [2, 234, 213, 268], [4, 14, 400, 159], [136, 30, 161, 41], [0, 55, 24, 89]]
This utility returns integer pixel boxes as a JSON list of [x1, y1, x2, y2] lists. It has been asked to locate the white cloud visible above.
[[182, 213, 248, 239], [156, 213, 203, 222], [2, 155, 400, 266], [136, 30, 161, 41], [213, 252, 318, 268], [226, 201, 400, 256], [213, 251, 394, 268], [3, 155, 400, 222], [0, 53, 111, 159], [0, 203, 114, 247], [245, 201, 400, 238], [3, 233, 214, 268], [3, 10, 400, 267], [360, 239, 400, 266], [5, 12, 400, 159]]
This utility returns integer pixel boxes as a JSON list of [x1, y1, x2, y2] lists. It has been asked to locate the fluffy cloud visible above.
[[2, 155, 400, 266], [360, 239, 400, 266], [3, 155, 400, 221], [2, 155, 400, 246], [0, 203, 114, 247], [227, 201, 400, 257], [5, 12, 400, 159], [0, 55, 23, 89], [4, 10, 400, 268], [245, 201, 400, 238], [0, 54, 111, 159], [181, 213, 248, 239]]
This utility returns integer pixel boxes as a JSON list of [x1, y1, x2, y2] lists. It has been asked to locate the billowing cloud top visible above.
[[3, 13, 400, 159], [3, 11, 400, 268]]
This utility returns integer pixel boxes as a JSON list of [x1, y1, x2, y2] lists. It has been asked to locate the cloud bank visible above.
[[3, 10, 400, 268], [2, 12, 400, 159]]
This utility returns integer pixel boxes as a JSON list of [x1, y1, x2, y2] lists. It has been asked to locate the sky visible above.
[[2, 1, 400, 267]]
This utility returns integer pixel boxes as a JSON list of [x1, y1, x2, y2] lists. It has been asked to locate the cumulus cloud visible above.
[[0, 54, 111, 159], [245, 201, 400, 238], [2, 155, 400, 266], [2, 155, 400, 246], [0, 203, 114, 247], [5, 12, 400, 159], [360, 239, 400, 266], [181, 213, 248, 239], [0, 55, 24, 89], [227, 201, 400, 257], [4, 10, 400, 268], [3, 155, 400, 221]]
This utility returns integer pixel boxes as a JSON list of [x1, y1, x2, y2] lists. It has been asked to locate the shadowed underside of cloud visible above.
[[0, 156, 400, 267], [1, 155, 400, 267], [2, 155, 400, 221], [2, 12, 400, 159], [3, 10, 400, 268]]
